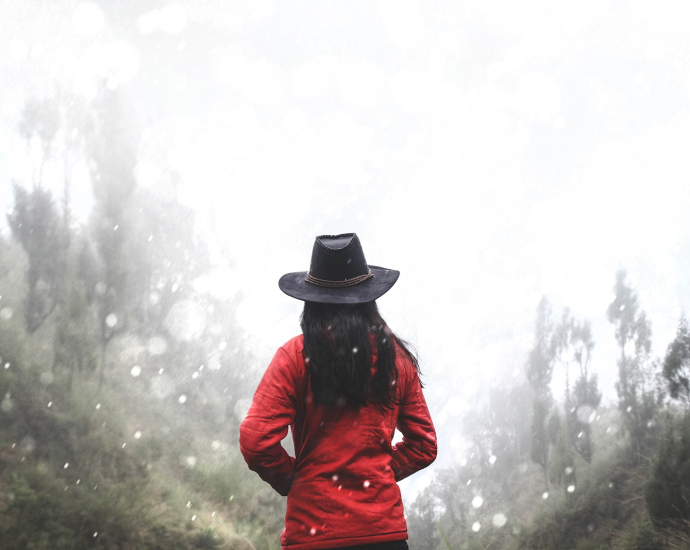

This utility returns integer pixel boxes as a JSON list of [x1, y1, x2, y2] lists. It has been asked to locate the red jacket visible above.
[[239, 335, 437, 550]]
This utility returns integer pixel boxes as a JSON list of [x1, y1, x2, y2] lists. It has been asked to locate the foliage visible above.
[[7, 184, 67, 333], [645, 415, 690, 527], [527, 296, 556, 489], [663, 317, 690, 408], [53, 272, 99, 386], [406, 485, 440, 550], [607, 269, 657, 457], [87, 87, 138, 388]]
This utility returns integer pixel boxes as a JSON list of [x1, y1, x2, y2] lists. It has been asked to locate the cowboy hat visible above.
[[278, 233, 399, 304]]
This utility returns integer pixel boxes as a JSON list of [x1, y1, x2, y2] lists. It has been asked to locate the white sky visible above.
[[1, 1, 690, 479]]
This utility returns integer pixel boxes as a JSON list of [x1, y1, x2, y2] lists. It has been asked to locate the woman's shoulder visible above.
[[274, 334, 306, 371], [279, 334, 304, 355]]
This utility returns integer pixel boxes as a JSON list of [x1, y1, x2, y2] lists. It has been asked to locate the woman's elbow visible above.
[[422, 431, 437, 466]]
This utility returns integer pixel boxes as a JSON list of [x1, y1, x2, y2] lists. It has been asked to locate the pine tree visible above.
[[607, 269, 655, 457], [527, 296, 556, 490], [663, 316, 690, 409]]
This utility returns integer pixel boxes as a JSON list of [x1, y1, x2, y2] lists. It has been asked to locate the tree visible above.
[[7, 184, 66, 333], [645, 415, 690, 527], [526, 296, 556, 490], [607, 269, 655, 456], [7, 94, 79, 334], [407, 485, 441, 550], [17, 96, 59, 189], [87, 88, 137, 389], [553, 312, 600, 463], [663, 316, 690, 409], [53, 270, 99, 390]]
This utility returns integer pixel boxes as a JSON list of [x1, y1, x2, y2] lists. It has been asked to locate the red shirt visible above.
[[239, 335, 437, 550]]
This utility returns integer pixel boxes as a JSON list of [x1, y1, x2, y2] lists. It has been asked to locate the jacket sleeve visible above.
[[239, 347, 299, 496], [390, 365, 437, 482]]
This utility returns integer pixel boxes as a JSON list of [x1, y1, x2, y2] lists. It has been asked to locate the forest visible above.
[[1, 85, 690, 550]]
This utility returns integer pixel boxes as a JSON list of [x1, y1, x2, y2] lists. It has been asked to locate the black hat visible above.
[[279, 233, 399, 304]]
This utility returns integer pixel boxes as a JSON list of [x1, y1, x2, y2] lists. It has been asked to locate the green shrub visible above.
[[645, 415, 690, 527]]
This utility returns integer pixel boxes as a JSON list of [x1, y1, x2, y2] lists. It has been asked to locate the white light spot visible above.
[[93, 532, 98, 537], [219, 341, 227, 351], [489, 455, 497, 465], [192, 372, 199, 380], [567, 485, 575, 493], [105, 313, 118, 328], [1, 393, 14, 413], [130, 365, 141, 377], [292, 62, 325, 99], [0, 307, 14, 320], [310, 527, 317, 535], [472, 522, 481, 532], [73, 2, 104, 37], [122, 443, 126, 448], [47, 401, 52, 408], [472, 496, 483, 508], [165, 300, 206, 341], [186, 456, 197, 467], [159, 4, 188, 34], [178, 395, 187, 404], [363, 480, 370, 488], [19, 436, 36, 453], [211, 511, 216, 517], [332, 474, 339, 482], [211, 440, 221, 450], [626, 406, 632, 413], [493, 513, 507, 527], [542, 492, 549, 499], [136, 10, 160, 34], [95, 403, 101, 410], [134, 431, 142, 439], [147, 336, 168, 356], [576, 405, 595, 424], [191, 515, 196, 521], [8, 39, 28, 61], [564, 466, 573, 475], [64, 463, 69, 469], [186, 501, 191, 508], [352, 347, 358, 354]]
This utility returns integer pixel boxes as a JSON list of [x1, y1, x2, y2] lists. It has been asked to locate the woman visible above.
[[239, 233, 436, 550]]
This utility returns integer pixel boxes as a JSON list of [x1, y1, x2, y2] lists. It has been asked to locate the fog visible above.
[[1, 1, 690, 547]]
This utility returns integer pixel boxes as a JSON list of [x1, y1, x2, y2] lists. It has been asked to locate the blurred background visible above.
[[1, 1, 690, 549]]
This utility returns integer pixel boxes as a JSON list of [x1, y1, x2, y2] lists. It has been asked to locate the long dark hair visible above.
[[300, 301, 420, 408]]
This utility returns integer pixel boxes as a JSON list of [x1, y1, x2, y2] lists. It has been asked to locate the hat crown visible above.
[[309, 233, 369, 282]]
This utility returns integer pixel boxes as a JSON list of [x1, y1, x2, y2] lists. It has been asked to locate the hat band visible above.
[[305, 270, 374, 288]]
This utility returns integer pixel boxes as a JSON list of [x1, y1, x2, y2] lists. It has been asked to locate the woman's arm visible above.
[[239, 347, 298, 496], [390, 366, 437, 481]]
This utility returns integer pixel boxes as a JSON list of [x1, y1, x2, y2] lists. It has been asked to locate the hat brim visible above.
[[278, 265, 400, 304]]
